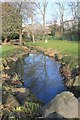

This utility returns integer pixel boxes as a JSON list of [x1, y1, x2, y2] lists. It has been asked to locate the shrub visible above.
[[35, 35, 53, 41], [61, 55, 78, 70], [2, 33, 19, 42], [2, 34, 5, 42], [2, 36, 5, 42], [9, 33, 19, 39], [52, 35, 64, 40], [64, 30, 79, 41]]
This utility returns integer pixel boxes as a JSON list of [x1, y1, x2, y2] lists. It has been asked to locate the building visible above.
[[63, 19, 78, 32]]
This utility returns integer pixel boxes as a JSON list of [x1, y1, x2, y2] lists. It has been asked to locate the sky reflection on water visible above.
[[24, 53, 67, 103]]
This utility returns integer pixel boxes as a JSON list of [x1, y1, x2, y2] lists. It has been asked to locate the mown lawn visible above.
[[26, 40, 78, 69], [2, 44, 20, 58], [1, 40, 78, 58], [1, 40, 78, 69], [26, 40, 78, 58]]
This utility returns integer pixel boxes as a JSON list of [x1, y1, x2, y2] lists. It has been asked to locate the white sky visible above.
[[1, 0, 80, 24]]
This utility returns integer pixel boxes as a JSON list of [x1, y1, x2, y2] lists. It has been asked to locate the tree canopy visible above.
[[2, 2, 22, 39]]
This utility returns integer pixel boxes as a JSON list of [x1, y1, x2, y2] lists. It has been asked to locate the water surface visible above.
[[24, 53, 67, 103]]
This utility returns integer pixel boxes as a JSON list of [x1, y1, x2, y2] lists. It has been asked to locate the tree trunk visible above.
[[78, 18, 80, 41], [43, 14, 46, 36], [32, 34, 35, 43], [43, 0, 46, 40], [19, 29, 22, 46], [60, 14, 64, 40], [31, 3, 35, 43]]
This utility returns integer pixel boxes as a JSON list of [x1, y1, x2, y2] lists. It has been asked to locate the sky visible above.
[[1, 0, 80, 2], [34, 0, 74, 25], [45, 1, 72, 24], [1, 0, 80, 25]]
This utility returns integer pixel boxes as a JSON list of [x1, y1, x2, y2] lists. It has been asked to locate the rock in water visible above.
[[39, 91, 79, 118]]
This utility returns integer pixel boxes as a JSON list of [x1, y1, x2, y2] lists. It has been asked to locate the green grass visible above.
[[2, 44, 20, 58], [1, 40, 78, 69], [26, 40, 78, 58], [1, 40, 78, 59], [26, 40, 78, 69]]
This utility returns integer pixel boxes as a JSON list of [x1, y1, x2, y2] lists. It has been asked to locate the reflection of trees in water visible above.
[[8, 58, 25, 77], [15, 58, 25, 77], [24, 54, 66, 103], [24, 54, 51, 96]]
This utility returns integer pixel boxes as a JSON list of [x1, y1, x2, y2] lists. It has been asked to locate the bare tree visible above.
[[68, 1, 78, 31], [11, 2, 30, 45], [22, 1, 48, 42], [53, 0, 66, 34], [16, 2, 23, 46], [34, 0, 48, 36], [23, 23, 50, 41], [68, 1, 78, 19], [29, 2, 35, 43], [13, 2, 33, 45], [21, 1, 36, 43]]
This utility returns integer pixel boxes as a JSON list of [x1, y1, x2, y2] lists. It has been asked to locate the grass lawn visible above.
[[26, 40, 78, 58], [26, 40, 78, 69], [2, 44, 20, 58], [1, 40, 78, 69], [1, 40, 78, 59]]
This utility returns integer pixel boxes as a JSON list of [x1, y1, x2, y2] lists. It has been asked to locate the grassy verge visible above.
[[26, 40, 78, 69], [1, 40, 78, 69], [2, 44, 21, 59], [26, 40, 78, 57]]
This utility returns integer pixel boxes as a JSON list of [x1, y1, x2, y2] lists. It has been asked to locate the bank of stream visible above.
[[1, 46, 79, 119], [24, 53, 68, 103], [4, 52, 68, 104]]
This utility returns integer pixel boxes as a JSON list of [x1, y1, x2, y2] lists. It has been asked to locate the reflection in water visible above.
[[24, 53, 67, 103]]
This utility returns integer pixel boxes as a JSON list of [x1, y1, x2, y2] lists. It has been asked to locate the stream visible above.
[[23, 53, 67, 103]]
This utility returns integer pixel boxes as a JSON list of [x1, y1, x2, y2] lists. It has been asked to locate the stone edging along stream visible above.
[[2, 46, 80, 96], [28, 46, 80, 98], [1, 46, 43, 119], [1, 46, 80, 119]]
